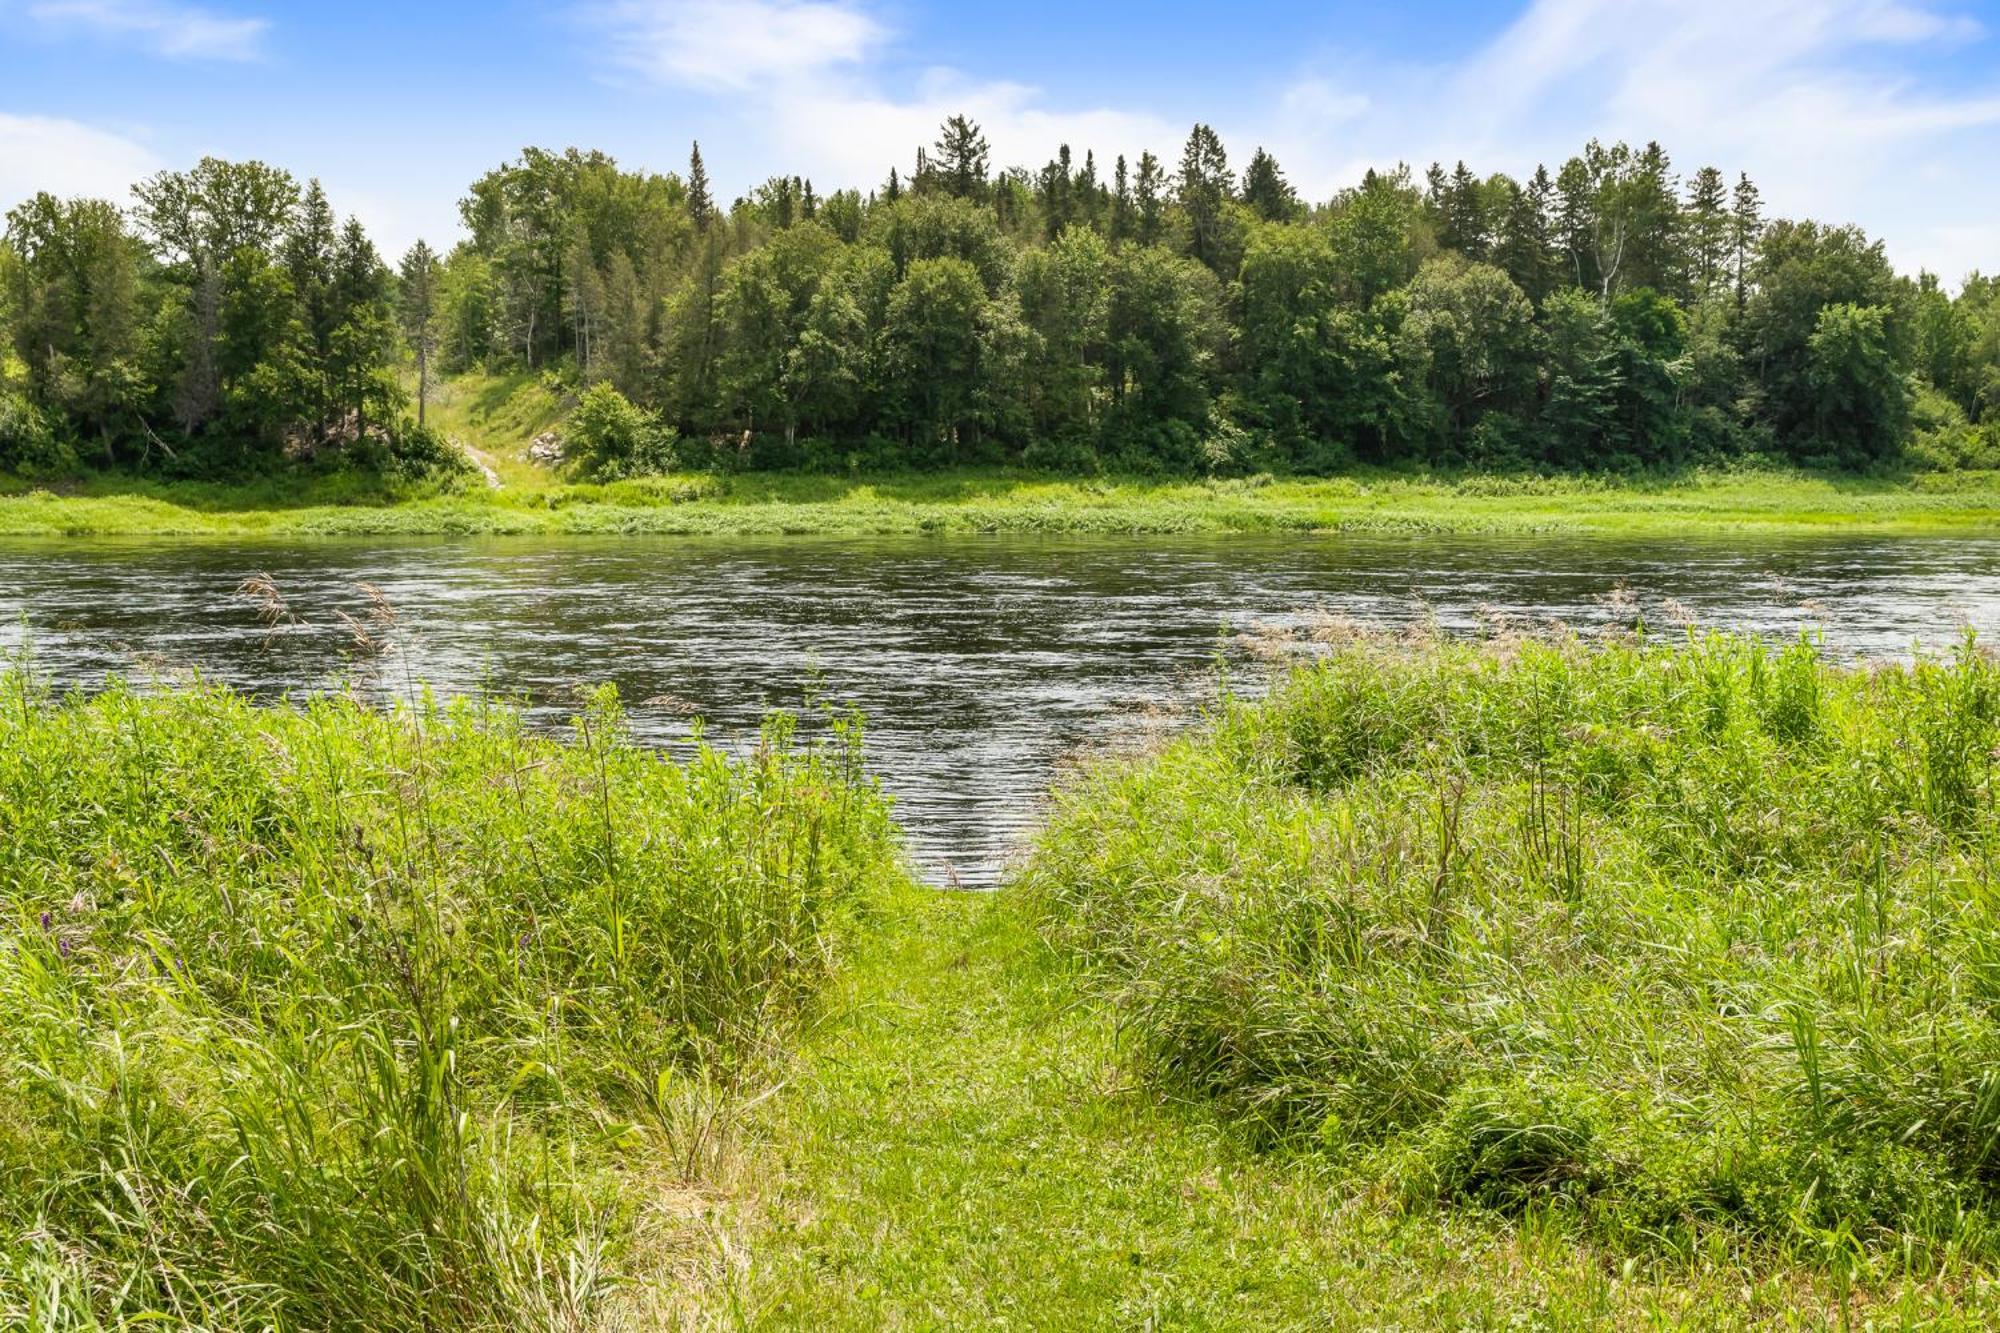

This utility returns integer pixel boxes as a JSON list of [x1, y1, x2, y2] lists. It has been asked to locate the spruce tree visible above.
[[1685, 166, 1728, 299], [1730, 172, 1763, 313], [1110, 154, 1133, 241], [1242, 147, 1299, 222], [1176, 123, 1232, 270], [932, 115, 990, 200], [687, 141, 713, 232], [1134, 151, 1163, 244]]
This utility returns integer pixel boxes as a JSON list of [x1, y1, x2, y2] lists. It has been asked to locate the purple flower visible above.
[[38, 911, 51, 931], [57, 938, 71, 958]]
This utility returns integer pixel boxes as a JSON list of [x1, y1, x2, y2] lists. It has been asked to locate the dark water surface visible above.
[[5, 532, 1999, 883]]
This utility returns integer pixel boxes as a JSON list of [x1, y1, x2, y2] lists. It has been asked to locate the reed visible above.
[[1021, 629, 2000, 1270], [0, 671, 902, 1327]]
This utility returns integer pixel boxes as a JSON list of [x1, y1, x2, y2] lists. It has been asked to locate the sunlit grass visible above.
[[1021, 629, 2000, 1274], [5, 464, 2000, 538], [0, 670, 904, 1328]]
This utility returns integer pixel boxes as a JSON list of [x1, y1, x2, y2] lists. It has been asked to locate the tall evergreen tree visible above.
[[687, 141, 713, 232], [1731, 172, 1764, 313], [1110, 154, 1133, 242], [932, 115, 991, 200], [1685, 165, 1729, 300], [1241, 147, 1299, 222], [1175, 124, 1232, 271], [1134, 151, 1164, 245], [398, 239, 440, 425]]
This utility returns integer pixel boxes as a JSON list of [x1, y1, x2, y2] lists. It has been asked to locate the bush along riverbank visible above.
[[1020, 630, 2000, 1267], [0, 672, 903, 1328]]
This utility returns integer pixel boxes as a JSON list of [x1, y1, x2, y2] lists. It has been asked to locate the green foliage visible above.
[[8, 121, 1999, 480], [1023, 632, 2000, 1260], [0, 674, 901, 1326], [565, 381, 677, 479]]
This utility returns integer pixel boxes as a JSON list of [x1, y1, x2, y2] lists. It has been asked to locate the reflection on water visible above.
[[4, 532, 1999, 884]]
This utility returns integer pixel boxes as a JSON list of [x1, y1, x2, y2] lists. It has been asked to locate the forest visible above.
[[4, 117, 1998, 482]]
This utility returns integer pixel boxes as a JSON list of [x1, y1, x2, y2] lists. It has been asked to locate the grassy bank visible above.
[[5, 465, 2000, 539], [687, 883, 1991, 1327], [1019, 631, 2000, 1275], [0, 673, 903, 1328]]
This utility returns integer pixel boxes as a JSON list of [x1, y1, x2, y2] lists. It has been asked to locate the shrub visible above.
[[1022, 631, 2000, 1260], [566, 382, 678, 480]]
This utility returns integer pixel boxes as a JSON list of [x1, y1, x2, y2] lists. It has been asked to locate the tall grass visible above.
[[1022, 629, 2000, 1268], [0, 672, 902, 1328]]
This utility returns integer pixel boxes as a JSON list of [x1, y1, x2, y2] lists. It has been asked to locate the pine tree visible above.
[[1495, 171, 1555, 302], [1038, 145, 1074, 240], [932, 115, 990, 200], [1176, 123, 1232, 270], [1076, 149, 1103, 230], [1110, 154, 1133, 241], [1241, 147, 1299, 222], [398, 239, 439, 425], [687, 141, 713, 232], [1684, 166, 1728, 300], [884, 167, 902, 204], [1443, 161, 1488, 258], [1730, 172, 1763, 313], [1134, 151, 1163, 245]]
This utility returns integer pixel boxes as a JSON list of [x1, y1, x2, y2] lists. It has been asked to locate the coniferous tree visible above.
[[1110, 154, 1133, 242], [398, 239, 440, 425], [1134, 151, 1164, 246], [1175, 124, 1232, 272], [687, 142, 713, 232], [1241, 147, 1300, 222], [933, 115, 991, 200], [1685, 166, 1729, 300], [1731, 172, 1764, 313]]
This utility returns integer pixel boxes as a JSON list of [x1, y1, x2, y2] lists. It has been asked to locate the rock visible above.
[[527, 431, 565, 466]]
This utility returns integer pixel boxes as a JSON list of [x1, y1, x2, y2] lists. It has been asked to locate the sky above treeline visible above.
[[3, 0, 1998, 282]]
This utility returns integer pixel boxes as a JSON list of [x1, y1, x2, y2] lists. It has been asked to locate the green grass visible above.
[[686, 883, 1996, 1328], [17, 631, 2000, 1327], [5, 465, 2000, 539], [0, 670, 904, 1329], [1016, 630, 2000, 1279]]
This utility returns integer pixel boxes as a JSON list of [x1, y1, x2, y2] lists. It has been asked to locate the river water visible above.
[[5, 532, 1998, 883]]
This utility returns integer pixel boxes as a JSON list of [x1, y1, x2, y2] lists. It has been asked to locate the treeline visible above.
[[0, 160, 456, 479], [5, 120, 2000, 480]]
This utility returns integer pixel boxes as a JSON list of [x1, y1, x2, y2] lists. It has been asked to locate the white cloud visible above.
[[27, 0, 268, 61], [581, 1, 1181, 191], [1264, 0, 2000, 280], [591, 0, 883, 92], [0, 113, 159, 212], [764, 68, 1181, 191]]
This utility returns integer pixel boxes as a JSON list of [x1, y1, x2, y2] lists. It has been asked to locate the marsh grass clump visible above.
[[0, 675, 901, 1328], [1022, 630, 2000, 1263]]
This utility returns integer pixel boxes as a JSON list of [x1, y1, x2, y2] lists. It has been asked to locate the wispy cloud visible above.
[[27, 0, 269, 61], [1264, 0, 2000, 280], [0, 113, 159, 210], [590, 0, 883, 92], [580, 0, 1179, 187]]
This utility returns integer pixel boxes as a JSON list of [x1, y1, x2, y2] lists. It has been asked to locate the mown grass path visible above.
[[692, 887, 1993, 1329]]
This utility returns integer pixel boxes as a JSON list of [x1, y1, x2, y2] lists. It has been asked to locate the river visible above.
[[5, 531, 1998, 883]]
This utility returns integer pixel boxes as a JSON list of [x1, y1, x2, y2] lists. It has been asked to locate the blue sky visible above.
[[3, 0, 1998, 282]]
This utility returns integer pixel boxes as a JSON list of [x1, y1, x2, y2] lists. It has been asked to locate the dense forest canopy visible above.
[[4, 119, 1998, 481]]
